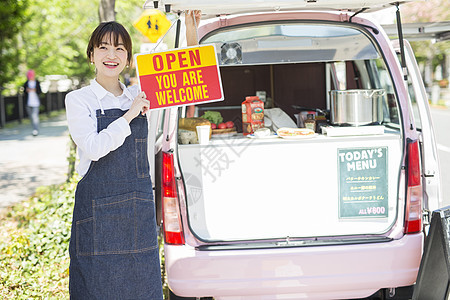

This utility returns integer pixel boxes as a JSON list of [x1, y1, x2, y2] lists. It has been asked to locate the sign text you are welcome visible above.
[[135, 44, 224, 110]]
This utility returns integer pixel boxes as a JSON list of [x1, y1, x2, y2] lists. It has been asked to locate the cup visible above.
[[196, 125, 211, 145]]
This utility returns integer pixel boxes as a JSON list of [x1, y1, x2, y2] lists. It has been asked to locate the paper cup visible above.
[[196, 125, 211, 145]]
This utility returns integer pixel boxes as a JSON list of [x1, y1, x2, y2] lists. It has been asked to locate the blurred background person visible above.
[[23, 69, 42, 136]]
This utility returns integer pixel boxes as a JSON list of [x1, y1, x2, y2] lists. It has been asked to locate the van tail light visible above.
[[162, 151, 185, 245], [404, 140, 423, 234]]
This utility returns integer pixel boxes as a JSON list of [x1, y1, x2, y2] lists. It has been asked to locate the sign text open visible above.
[[135, 44, 224, 110]]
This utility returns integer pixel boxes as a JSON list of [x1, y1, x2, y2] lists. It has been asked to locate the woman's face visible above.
[[91, 35, 128, 79]]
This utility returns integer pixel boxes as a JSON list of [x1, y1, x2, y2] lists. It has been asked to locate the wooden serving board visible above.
[[212, 127, 237, 135]]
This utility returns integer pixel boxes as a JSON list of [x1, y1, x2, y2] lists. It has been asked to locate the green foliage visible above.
[[0, 174, 169, 298], [0, 178, 77, 299], [6, 103, 15, 117], [410, 40, 450, 68], [0, 0, 29, 90], [66, 136, 78, 182], [1, 0, 146, 95], [20, 0, 99, 87], [116, 0, 148, 56]]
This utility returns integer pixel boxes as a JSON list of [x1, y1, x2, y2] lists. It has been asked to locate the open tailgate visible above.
[[147, 0, 422, 16]]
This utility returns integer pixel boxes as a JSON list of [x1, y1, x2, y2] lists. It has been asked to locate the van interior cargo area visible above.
[[175, 21, 404, 243]]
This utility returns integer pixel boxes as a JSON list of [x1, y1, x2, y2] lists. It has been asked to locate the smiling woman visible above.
[[64, 21, 163, 300], [64, 15, 201, 299]]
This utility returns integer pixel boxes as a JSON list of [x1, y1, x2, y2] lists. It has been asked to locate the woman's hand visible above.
[[123, 91, 149, 123], [185, 10, 201, 46]]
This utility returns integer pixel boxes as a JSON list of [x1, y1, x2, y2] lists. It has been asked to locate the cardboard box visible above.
[[242, 96, 265, 135]]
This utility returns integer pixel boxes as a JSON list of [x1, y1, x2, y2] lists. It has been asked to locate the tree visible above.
[[401, 0, 450, 84], [19, 0, 99, 88], [2, 0, 146, 94], [0, 0, 29, 94], [99, 0, 116, 22]]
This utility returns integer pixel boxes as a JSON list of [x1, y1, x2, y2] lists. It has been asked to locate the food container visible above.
[[242, 96, 265, 135], [178, 118, 211, 144], [330, 89, 385, 126]]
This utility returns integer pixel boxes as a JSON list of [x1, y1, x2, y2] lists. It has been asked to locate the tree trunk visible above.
[[98, 0, 116, 22]]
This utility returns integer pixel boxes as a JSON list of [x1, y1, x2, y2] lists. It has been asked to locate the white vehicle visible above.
[[145, 1, 442, 299]]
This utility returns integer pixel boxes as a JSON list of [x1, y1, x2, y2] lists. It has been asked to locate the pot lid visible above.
[[146, 0, 421, 17]]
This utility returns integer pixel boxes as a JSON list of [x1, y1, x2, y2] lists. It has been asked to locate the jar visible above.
[[304, 114, 316, 132]]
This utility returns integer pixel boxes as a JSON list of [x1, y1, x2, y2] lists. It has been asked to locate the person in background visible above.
[[23, 69, 42, 136], [65, 10, 201, 299]]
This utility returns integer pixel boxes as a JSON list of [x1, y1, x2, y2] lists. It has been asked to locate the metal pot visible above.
[[330, 89, 385, 126]]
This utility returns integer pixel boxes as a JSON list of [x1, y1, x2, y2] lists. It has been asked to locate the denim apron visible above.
[[69, 109, 163, 300]]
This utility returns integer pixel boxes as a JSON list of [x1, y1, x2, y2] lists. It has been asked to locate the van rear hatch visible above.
[[175, 13, 405, 243], [149, 0, 422, 16]]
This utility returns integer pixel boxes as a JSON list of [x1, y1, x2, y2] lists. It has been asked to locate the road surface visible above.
[[430, 106, 450, 207], [0, 113, 70, 214]]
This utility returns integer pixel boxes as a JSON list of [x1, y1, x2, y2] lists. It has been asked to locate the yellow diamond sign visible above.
[[133, 9, 171, 43]]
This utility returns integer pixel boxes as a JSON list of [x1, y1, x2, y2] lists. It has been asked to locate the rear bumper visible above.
[[165, 233, 423, 300]]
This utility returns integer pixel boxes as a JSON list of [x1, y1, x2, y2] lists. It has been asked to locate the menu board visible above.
[[338, 147, 388, 219]]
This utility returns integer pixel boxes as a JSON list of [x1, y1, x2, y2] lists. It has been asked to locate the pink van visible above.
[[145, 1, 442, 299]]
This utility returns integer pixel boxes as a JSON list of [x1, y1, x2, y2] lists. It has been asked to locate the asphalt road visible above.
[[430, 106, 450, 207], [0, 113, 70, 214]]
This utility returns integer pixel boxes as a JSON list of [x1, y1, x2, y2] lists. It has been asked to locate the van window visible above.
[[326, 59, 400, 126], [201, 22, 401, 127], [397, 54, 422, 130], [202, 23, 380, 65]]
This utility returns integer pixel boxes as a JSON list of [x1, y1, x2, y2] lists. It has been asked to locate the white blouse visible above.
[[65, 79, 140, 176]]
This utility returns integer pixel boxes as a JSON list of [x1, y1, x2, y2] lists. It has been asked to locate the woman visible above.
[[65, 11, 201, 299]]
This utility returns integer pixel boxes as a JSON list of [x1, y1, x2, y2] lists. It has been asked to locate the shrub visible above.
[[0, 178, 76, 299], [0, 176, 168, 299]]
